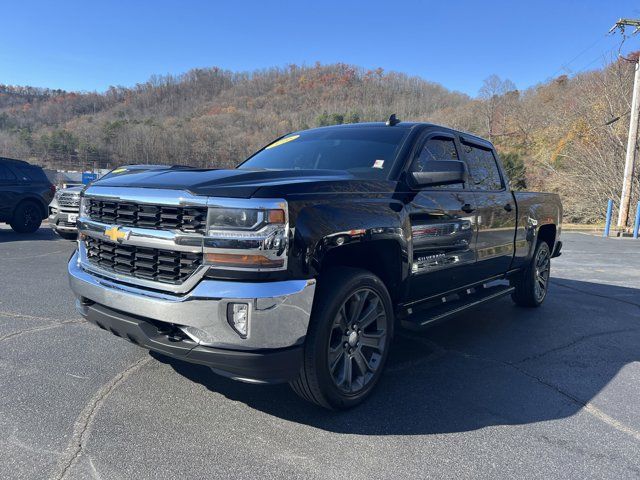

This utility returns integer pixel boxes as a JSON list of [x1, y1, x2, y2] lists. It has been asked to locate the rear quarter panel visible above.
[[512, 191, 562, 269]]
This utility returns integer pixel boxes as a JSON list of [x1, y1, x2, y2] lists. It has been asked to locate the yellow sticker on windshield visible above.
[[265, 135, 300, 150], [111, 167, 127, 174]]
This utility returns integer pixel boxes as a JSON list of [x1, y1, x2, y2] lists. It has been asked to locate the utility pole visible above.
[[610, 19, 640, 229]]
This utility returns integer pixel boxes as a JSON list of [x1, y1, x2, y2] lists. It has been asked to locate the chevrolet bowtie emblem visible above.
[[104, 226, 129, 243]]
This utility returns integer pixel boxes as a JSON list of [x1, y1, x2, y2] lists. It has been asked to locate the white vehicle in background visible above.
[[49, 185, 83, 239], [48, 166, 174, 240]]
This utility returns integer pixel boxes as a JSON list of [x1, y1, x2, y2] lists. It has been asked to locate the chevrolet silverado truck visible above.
[[68, 119, 562, 409]]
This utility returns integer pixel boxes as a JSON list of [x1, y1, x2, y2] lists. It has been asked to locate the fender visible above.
[[288, 196, 411, 301]]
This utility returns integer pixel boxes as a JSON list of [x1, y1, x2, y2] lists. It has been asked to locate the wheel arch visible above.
[[13, 196, 47, 220], [537, 223, 556, 249], [318, 239, 404, 303]]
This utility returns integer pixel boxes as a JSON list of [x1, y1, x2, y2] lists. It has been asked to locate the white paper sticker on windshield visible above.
[[373, 159, 384, 169]]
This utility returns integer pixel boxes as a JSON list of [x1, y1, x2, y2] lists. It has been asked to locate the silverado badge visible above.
[[104, 226, 129, 243]]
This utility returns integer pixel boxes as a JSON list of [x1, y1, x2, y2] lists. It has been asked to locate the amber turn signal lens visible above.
[[205, 252, 284, 268], [268, 209, 285, 224]]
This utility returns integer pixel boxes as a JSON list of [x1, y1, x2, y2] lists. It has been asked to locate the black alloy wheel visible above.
[[327, 288, 388, 394], [511, 240, 552, 308], [10, 201, 42, 233], [533, 242, 551, 303], [290, 267, 393, 410]]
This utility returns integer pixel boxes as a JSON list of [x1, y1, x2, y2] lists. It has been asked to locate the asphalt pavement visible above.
[[1, 226, 639, 479]]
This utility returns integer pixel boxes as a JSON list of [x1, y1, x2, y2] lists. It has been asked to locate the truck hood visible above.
[[91, 168, 355, 198]]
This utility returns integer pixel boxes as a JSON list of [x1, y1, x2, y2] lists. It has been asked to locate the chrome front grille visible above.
[[87, 199, 207, 234], [58, 193, 80, 208], [85, 237, 202, 285]]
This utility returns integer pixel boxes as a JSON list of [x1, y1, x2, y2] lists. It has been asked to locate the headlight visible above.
[[204, 203, 288, 271], [79, 196, 89, 217], [208, 208, 264, 230], [206, 207, 286, 231]]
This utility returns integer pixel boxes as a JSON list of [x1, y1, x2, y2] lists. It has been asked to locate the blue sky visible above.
[[1, 0, 639, 97]]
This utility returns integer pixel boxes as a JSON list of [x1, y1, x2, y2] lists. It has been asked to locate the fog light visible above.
[[227, 303, 249, 338]]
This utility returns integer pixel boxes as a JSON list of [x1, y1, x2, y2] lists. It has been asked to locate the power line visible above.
[[549, 22, 639, 81], [572, 47, 619, 75], [549, 35, 609, 78]]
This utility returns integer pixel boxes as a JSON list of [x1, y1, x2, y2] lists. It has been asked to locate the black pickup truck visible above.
[[68, 120, 562, 409]]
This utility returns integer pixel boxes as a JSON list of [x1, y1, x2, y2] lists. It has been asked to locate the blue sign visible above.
[[82, 172, 98, 185]]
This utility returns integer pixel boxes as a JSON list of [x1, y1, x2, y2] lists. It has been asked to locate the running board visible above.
[[401, 284, 515, 330]]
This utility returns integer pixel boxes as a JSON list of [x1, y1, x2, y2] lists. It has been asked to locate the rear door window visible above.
[[461, 143, 503, 191]]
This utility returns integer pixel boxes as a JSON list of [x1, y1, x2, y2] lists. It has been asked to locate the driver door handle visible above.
[[461, 203, 475, 213]]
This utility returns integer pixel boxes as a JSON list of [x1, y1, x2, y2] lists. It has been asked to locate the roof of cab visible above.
[[294, 122, 494, 147]]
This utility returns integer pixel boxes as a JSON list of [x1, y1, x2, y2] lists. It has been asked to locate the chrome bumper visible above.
[[49, 211, 79, 231], [68, 252, 315, 350]]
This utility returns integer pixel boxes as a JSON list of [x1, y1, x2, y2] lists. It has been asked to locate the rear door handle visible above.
[[461, 203, 475, 213], [504, 203, 513, 212]]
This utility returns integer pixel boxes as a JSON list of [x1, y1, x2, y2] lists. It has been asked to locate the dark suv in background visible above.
[[0, 157, 55, 233]]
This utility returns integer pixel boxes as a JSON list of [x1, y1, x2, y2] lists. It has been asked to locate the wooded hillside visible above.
[[1, 59, 638, 223]]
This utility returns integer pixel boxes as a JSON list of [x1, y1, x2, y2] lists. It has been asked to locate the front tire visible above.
[[290, 268, 393, 410], [10, 201, 43, 233], [511, 240, 551, 307]]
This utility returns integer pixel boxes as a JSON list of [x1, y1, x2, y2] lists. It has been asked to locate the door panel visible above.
[[406, 190, 478, 301], [460, 141, 517, 277], [404, 133, 479, 301], [472, 190, 517, 277]]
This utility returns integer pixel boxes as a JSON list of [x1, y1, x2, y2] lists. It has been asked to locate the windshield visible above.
[[238, 127, 409, 179]]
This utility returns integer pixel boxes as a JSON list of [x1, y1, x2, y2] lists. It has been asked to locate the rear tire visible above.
[[511, 240, 551, 308], [290, 267, 394, 410], [10, 201, 43, 233]]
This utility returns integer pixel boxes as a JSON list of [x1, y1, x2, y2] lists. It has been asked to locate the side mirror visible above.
[[408, 160, 467, 189]]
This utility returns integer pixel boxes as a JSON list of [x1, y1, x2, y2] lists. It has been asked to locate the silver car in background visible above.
[[48, 185, 83, 239]]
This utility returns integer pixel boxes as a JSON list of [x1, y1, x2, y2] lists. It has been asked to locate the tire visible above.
[[10, 201, 43, 233], [511, 240, 551, 308], [290, 267, 394, 410]]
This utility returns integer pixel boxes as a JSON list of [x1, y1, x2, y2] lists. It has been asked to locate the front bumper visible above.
[[68, 251, 315, 351], [82, 302, 303, 383], [49, 210, 79, 232]]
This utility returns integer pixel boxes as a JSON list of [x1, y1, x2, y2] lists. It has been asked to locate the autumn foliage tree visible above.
[[0, 58, 638, 223]]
